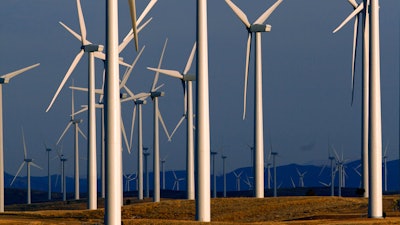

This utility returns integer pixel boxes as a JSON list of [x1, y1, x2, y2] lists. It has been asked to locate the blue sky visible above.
[[0, 0, 399, 179]]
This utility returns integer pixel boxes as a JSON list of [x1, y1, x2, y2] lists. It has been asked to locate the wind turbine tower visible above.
[[44, 144, 52, 200], [329, 155, 335, 196], [221, 154, 227, 197], [225, 0, 283, 198], [143, 148, 150, 198], [271, 151, 278, 197], [0, 63, 39, 211], [211, 151, 218, 198]]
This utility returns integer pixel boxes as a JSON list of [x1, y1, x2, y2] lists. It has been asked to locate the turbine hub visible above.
[[249, 24, 272, 33]]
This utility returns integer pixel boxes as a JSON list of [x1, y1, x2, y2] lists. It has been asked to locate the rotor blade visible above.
[[169, 115, 185, 140], [1, 63, 40, 81], [46, 50, 85, 112], [243, 32, 252, 120], [59, 21, 85, 43], [120, 46, 145, 88], [147, 67, 183, 79], [151, 38, 168, 91], [56, 122, 73, 145], [21, 127, 27, 159], [76, 0, 87, 45], [121, 116, 131, 153], [158, 108, 170, 140], [77, 125, 87, 140], [254, 0, 283, 25], [72, 106, 88, 117], [129, 104, 137, 150], [71, 80, 76, 116], [10, 162, 25, 186], [119, 18, 152, 53], [31, 162, 43, 170], [128, 0, 139, 51], [332, 2, 364, 33], [348, 0, 358, 8], [225, 0, 250, 28], [350, 14, 359, 106], [137, 0, 158, 26], [183, 42, 197, 75]]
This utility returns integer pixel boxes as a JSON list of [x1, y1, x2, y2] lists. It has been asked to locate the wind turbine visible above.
[[172, 171, 185, 191], [161, 155, 167, 190], [296, 168, 307, 188], [211, 151, 218, 198], [383, 143, 388, 192], [147, 38, 171, 202], [143, 147, 150, 198], [225, 0, 283, 198], [55, 145, 68, 201], [221, 154, 227, 197], [43, 142, 52, 200], [147, 42, 197, 200], [10, 127, 42, 204], [56, 81, 86, 201], [268, 135, 278, 197], [233, 171, 243, 191], [332, 147, 347, 197], [0, 63, 39, 211], [124, 172, 137, 192], [333, 0, 370, 199]]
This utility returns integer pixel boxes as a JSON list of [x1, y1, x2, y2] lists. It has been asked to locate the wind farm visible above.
[[0, 0, 399, 224]]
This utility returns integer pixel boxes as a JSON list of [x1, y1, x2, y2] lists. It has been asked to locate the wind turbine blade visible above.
[[57, 122, 73, 145], [254, 0, 283, 25], [119, 18, 152, 53], [350, 14, 359, 106], [10, 162, 25, 186], [128, 0, 139, 51], [137, 0, 157, 26], [21, 127, 27, 159], [31, 162, 43, 170], [129, 104, 137, 150], [120, 46, 146, 88], [59, 21, 85, 43], [153, 84, 165, 92], [72, 106, 88, 117], [348, 0, 358, 8], [77, 126, 87, 140], [1, 63, 40, 81], [332, 2, 364, 33], [121, 116, 130, 153], [158, 108, 170, 140], [169, 115, 185, 140], [151, 38, 168, 91], [384, 143, 389, 156], [225, 0, 250, 28], [46, 50, 85, 112], [183, 42, 197, 75], [147, 67, 183, 79], [243, 32, 251, 120], [76, 0, 87, 45], [331, 146, 340, 161]]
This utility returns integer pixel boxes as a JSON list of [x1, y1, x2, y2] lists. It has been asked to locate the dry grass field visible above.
[[1, 195, 400, 224]]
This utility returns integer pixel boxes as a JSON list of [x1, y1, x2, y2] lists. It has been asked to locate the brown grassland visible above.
[[1, 195, 400, 224]]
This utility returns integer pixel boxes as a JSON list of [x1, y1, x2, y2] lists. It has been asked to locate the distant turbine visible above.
[[271, 151, 278, 197], [43, 142, 52, 200], [124, 172, 137, 192], [333, 0, 370, 199], [221, 154, 227, 197], [383, 143, 389, 192], [55, 145, 68, 201], [143, 148, 150, 198], [233, 171, 242, 191], [296, 168, 307, 188], [161, 155, 167, 190], [56, 81, 86, 201], [0, 63, 39, 211], [332, 146, 347, 197], [172, 171, 184, 191], [225, 0, 283, 198], [11, 127, 42, 204], [211, 151, 218, 198], [147, 42, 197, 200]]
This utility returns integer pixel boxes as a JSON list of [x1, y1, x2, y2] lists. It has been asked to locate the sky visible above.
[[0, 0, 399, 180]]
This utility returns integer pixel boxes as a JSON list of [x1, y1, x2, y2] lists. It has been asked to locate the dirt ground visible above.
[[1, 195, 400, 224]]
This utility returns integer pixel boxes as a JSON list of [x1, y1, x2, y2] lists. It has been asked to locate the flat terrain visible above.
[[1, 196, 400, 224]]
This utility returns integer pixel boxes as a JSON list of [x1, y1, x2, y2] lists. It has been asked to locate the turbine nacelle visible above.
[[150, 91, 165, 98], [24, 158, 33, 163], [120, 93, 128, 99], [72, 118, 83, 124], [183, 74, 196, 81], [82, 44, 104, 53], [135, 99, 147, 105], [248, 24, 271, 33], [0, 78, 9, 84]]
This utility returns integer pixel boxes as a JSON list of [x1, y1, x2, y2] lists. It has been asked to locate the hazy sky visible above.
[[0, 0, 399, 179]]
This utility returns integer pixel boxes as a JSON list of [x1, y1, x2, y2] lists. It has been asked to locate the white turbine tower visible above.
[[333, 0, 370, 199], [56, 81, 86, 201], [233, 171, 242, 191], [161, 155, 167, 190], [147, 39, 171, 203], [225, 0, 283, 198], [43, 142, 52, 200], [143, 148, 150, 198], [383, 143, 388, 192], [10, 127, 42, 204], [221, 154, 227, 197], [211, 151, 218, 198], [296, 168, 307, 188], [55, 145, 68, 201], [147, 42, 197, 200], [172, 171, 184, 191], [0, 63, 39, 211]]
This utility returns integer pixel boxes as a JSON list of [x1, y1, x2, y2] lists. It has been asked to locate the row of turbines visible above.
[[0, 0, 386, 223]]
